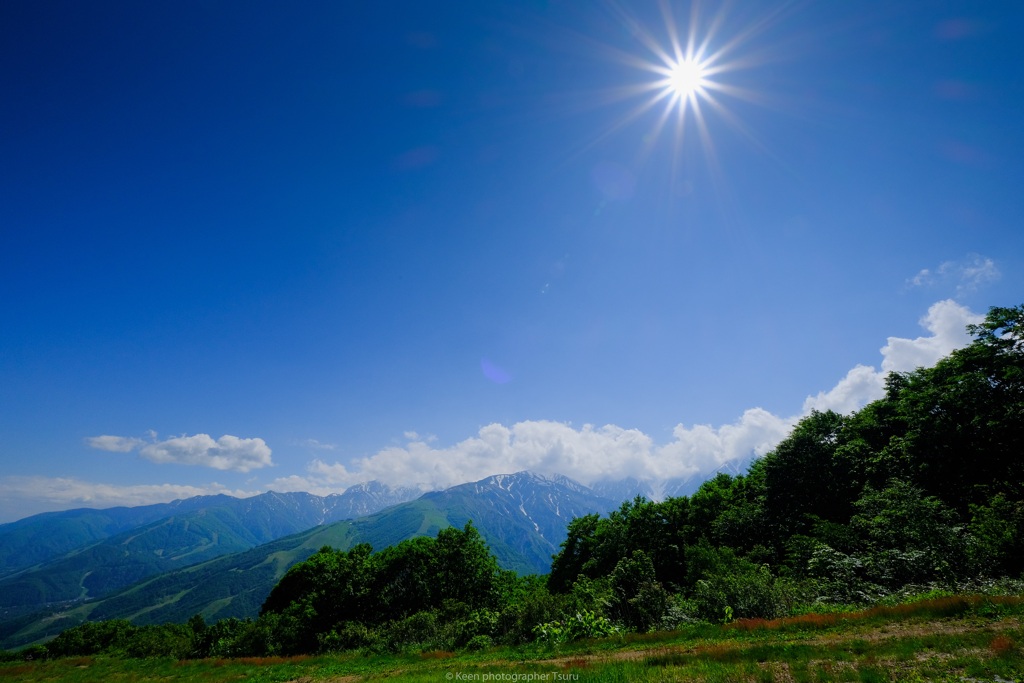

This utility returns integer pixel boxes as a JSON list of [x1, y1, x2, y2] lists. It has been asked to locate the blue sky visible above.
[[1, 1, 1021, 521]]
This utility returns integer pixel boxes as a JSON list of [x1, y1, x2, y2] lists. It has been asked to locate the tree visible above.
[[609, 550, 668, 632], [761, 410, 855, 541]]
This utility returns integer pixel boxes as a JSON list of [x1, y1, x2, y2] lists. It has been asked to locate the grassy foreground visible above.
[[2, 596, 1022, 683]]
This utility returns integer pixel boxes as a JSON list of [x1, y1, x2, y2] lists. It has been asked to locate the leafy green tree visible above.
[[550, 497, 690, 593], [875, 305, 1024, 509], [969, 494, 1024, 577], [761, 410, 856, 541], [433, 522, 502, 609], [850, 480, 977, 586], [609, 550, 668, 632], [548, 513, 601, 593]]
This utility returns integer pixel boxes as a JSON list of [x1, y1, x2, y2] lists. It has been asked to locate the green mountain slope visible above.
[[0, 472, 615, 649], [0, 488, 420, 621], [0, 496, 236, 579]]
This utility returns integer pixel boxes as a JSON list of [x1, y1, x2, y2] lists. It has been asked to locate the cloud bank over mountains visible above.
[[271, 299, 982, 494], [0, 299, 984, 519]]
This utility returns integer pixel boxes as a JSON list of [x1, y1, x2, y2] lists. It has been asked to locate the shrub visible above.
[[464, 634, 493, 651], [380, 611, 441, 652], [495, 585, 565, 645], [318, 622, 379, 653], [45, 619, 137, 658], [533, 609, 619, 645], [692, 565, 791, 622]]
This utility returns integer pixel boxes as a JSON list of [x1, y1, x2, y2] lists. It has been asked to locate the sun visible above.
[[575, 0, 787, 179], [668, 58, 708, 99]]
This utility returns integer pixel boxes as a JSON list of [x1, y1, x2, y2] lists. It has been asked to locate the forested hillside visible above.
[[550, 305, 1023, 616], [6, 305, 1022, 661]]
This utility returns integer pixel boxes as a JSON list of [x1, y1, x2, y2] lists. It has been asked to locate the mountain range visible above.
[[0, 471, 622, 649], [0, 481, 419, 582]]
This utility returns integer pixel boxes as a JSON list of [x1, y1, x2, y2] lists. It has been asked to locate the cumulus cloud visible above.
[[0, 476, 258, 522], [86, 435, 145, 452], [908, 254, 1000, 296], [86, 433, 273, 472], [266, 415, 791, 494], [287, 300, 983, 494], [801, 365, 885, 415], [802, 299, 981, 414], [139, 435, 272, 472], [880, 299, 981, 373]]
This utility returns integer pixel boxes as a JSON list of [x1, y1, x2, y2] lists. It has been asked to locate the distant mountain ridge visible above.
[[0, 495, 236, 579], [0, 471, 620, 649], [0, 482, 418, 580], [0, 483, 419, 619]]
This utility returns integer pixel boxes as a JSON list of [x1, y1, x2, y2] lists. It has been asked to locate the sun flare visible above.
[[580, 0, 786, 181], [668, 58, 707, 99]]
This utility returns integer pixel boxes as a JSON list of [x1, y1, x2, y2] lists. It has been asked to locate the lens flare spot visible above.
[[480, 358, 512, 384]]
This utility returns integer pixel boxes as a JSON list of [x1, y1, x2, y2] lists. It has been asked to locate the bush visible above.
[[45, 619, 137, 658], [318, 622, 379, 652], [495, 585, 565, 645], [381, 611, 441, 652], [449, 608, 497, 649], [658, 593, 700, 630], [464, 634, 493, 651], [123, 624, 192, 659], [692, 565, 791, 622], [807, 544, 881, 604], [20, 645, 49, 661], [533, 609, 619, 645]]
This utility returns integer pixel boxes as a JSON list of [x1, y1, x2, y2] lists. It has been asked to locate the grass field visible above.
[[2, 596, 1022, 682]]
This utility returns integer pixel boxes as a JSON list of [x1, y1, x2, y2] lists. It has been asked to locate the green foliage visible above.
[[969, 494, 1024, 577], [464, 634, 493, 651], [761, 410, 857, 540], [533, 609, 619, 645], [549, 496, 689, 593], [493, 577, 566, 645], [45, 619, 138, 658], [692, 564, 792, 622], [610, 550, 668, 632], [547, 302, 1024, 614], [850, 480, 979, 586]]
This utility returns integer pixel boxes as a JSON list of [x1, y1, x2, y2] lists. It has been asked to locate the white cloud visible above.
[[803, 299, 981, 414], [907, 254, 1000, 296], [0, 476, 258, 522], [86, 432, 274, 472], [957, 254, 1001, 294], [880, 299, 981, 373], [801, 365, 885, 415], [909, 268, 933, 288], [85, 435, 145, 452], [291, 300, 983, 494], [301, 438, 336, 451], [270, 415, 791, 493], [140, 434, 273, 472]]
